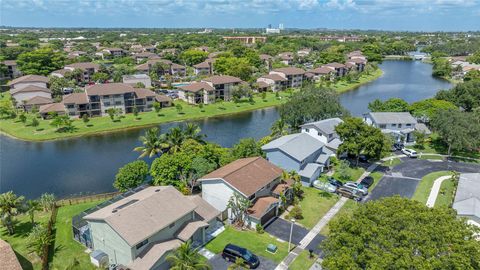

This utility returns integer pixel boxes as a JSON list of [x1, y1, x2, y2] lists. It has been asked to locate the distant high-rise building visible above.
[[266, 23, 282, 34], [279, 23, 284, 30]]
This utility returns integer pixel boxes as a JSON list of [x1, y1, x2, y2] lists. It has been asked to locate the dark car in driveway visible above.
[[360, 176, 374, 188], [328, 177, 343, 188], [222, 244, 260, 269]]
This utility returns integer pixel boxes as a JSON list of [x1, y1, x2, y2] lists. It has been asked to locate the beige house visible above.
[[269, 67, 305, 88], [256, 74, 287, 91], [177, 82, 215, 104], [84, 186, 220, 270], [323, 62, 348, 77], [8, 75, 52, 105], [308, 67, 335, 81], [193, 61, 213, 75], [277, 52, 294, 65], [202, 75, 243, 101]]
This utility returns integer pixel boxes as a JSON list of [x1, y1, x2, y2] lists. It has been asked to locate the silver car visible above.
[[343, 182, 368, 196], [401, 148, 418, 158], [313, 180, 337, 193]]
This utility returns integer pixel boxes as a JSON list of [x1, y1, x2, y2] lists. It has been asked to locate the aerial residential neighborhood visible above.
[[1, 1, 480, 270]]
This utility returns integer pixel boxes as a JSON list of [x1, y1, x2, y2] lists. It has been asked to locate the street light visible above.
[[288, 218, 295, 251]]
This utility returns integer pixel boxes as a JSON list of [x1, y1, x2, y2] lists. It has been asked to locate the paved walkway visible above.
[[426, 175, 452, 207]]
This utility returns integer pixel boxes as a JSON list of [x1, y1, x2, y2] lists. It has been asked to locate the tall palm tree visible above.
[[166, 241, 211, 270], [270, 119, 288, 138], [133, 127, 167, 158], [25, 199, 41, 225], [183, 123, 205, 143], [0, 191, 25, 235], [165, 126, 185, 153]]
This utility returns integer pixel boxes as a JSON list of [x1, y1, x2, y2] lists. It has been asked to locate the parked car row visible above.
[[313, 176, 374, 201]]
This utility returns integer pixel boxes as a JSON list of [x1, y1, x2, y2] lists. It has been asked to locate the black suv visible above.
[[360, 176, 374, 188], [222, 244, 260, 269]]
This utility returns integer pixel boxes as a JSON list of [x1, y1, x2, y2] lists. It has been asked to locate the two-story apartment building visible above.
[[346, 58, 367, 72], [64, 62, 100, 82], [363, 112, 419, 144], [177, 82, 215, 104], [256, 74, 287, 91], [97, 48, 126, 59], [199, 157, 292, 228], [8, 75, 52, 106], [323, 62, 347, 77], [193, 61, 213, 75], [262, 133, 333, 185], [135, 59, 186, 77], [123, 74, 152, 88], [133, 52, 159, 63], [277, 52, 294, 65], [83, 186, 220, 270], [269, 67, 305, 88], [300, 118, 344, 152], [202, 75, 243, 101], [307, 67, 335, 82]]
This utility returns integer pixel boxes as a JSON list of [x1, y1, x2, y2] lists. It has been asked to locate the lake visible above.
[[0, 60, 452, 198]]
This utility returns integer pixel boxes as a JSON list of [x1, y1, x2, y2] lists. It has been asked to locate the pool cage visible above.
[[71, 185, 150, 249]]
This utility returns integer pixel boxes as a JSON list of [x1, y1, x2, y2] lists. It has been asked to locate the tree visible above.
[[48, 75, 75, 98], [82, 114, 90, 125], [17, 47, 65, 76], [133, 127, 167, 158], [408, 98, 457, 121], [213, 57, 253, 81], [336, 117, 386, 166], [25, 199, 41, 225], [91, 72, 109, 83], [50, 115, 73, 132], [228, 257, 248, 270], [413, 130, 427, 149], [231, 138, 263, 159], [431, 56, 452, 78], [150, 151, 192, 188], [166, 241, 211, 270], [0, 191, 25, 235], [368, 98, 409, 112], [134, 82, 145, 88], [133, 106, 139, 119], [279, 86, 348, 129], [270, 119, 289, 138], [31, 117, 40, 129], [179, 49, 209, 66], [176, 103, 183, 114], [27, 224, 53, 257], [336, 160, 351, 181], [466, 50, 480, 64], [39, 193, 55, 212], [435, 80, 480, 112], [321, 197, 480, 270], [114, 160, 149, 192], [464, 70, 480, 82], [227, 193, 252, 227], [153, 101, 162, 115], [106, 108, 118, 121], [19, 113, 27, 125], [361, 43, 383, 62]]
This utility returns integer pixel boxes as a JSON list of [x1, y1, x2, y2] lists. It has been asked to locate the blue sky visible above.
[[1, 0, 479, 31]]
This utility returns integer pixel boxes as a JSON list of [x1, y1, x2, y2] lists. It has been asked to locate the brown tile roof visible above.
[[272, 67, 305, 76], [200, 157, 283, 197], [155, 94, 172, 103], [256, 81, 269, 88], [135, 63, 149, 71], [348, 58, 367, 64], [324, 62, 346, 69], [278, 52, 294, 60], [193, 61, 211, 69], [25, 96, 53, 105], [133, 88, 156, 99], [272, 179, 293, 195], [63, 93, 89, 104], [39, 102, 65, 114], [261, 74, 287, 81], [248, 196, 278, 219], [0, 239, 22, 270], [10, 85, 52, 95], [203, 75, 243, 85], [128, 239, 182, 270], [7, 75, 49, 86], [86, 83, 135, 96], [345, 62, 355, 68], [134, 52, 158, 58], [65, 62, 100, 71], [83, 186, 198, 246], [52, 69, 69, 76], [171, 63, 185, 69], [178, 82, 214, 93]]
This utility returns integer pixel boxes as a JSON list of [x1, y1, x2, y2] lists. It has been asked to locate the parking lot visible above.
[[209, 254, 277, 270]]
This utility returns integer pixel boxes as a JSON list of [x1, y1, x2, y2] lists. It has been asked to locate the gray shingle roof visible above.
[[368, 112, 417, 125], [298, 163, 322, 178], [453, 173, 480, 219], [300, 118, 343, 135], [262, 133, 325, 162]]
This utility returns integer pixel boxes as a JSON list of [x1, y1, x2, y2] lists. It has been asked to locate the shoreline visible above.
[[330, 68, 384, 93]]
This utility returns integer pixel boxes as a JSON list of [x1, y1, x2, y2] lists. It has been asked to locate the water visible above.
[[0, 60, 452, 198]]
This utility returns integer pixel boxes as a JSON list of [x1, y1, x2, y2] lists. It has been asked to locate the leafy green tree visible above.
[[49, 76, 75, 98], [166, 241, 211, 270], [336, 160, 351, 181], [27, 224, 53, 257], [133, 106, 139, 119], [175, 103, 183, 114], [431, 56, 452, 78], [50, 115, 73, 132], [0, 191, 25, 235], [408, 98, 457, 120], [336, 117, 386, 166], [17, 47, 65, 76], [91, 72, 109, 83], [150, 151, 192, 187], [133, 127, 167, 158], [413, 130, 427, 149], [39, 193, 55, 212], [82, 114, 90, 125], [435, 80, 480, 111], [25, 200, 41, 225], [31, 117, 40, 129], [368, 98, 409, 112], [114, 161, 149, 192], [321, 197, 480, 270], [464, 70, 480, 81], [227, 193, 252, 227], [361, 43, 383, 62], [467, 50, 480, 64], [180, 49, 209, 66], [183, 123, 205, 143], [19, 113, 27, 125], [270, 118, 289, 138], [231, 138, 263, 159], [228, 257, 248, 270], [106, 108, 117, 121], [213, 57, 253, 81], [153, 101, 162, 115]]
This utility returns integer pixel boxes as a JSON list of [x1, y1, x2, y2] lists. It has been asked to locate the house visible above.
[[39, 102, 66, 118], [202, 75, 243, 101], [133, 52, 159, 63], [7, 74, 48, 90], [199, 157, 292, 227], [1, 60, 22, 79], [135, 59, 186, 77], [0, 239, 22, 270], [323, 63, 347, 77], [67, 51, 87, 59], [170, 63, 187, 77], [177, 82, 215, 104], [99, 48, 126, 58], [262, 133, 333, 185], [346, 58, 367, 72], [222, 36, 266, 44], [83, 186, 220, 270], [453, 173, 480, 228], [307, 67, 335, 81], [193, 61, 213, 75], [8, 75, 51, 105], [300, 118, 344, 152], [297, 48, 311, 57], [64, 62, 100, 82], [123, 74, 152, 88], [259, 54, 273, 69], [23, 96, 54, 112], [269, 67, 305, 88], [347, 51, 366, 60], [256, 74, 287, 91], [363, 112, 421, 144], [277, 52, 294, 65]]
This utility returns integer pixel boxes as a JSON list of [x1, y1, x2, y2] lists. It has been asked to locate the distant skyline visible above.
[[1, 0, 479, 32]]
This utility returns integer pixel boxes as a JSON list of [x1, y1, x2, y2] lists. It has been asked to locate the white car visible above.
[[343, 182, 368, 196], [401, 148, 418, 158], [313, 180, 337, 193]]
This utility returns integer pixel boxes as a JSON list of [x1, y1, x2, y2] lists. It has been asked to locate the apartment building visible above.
[[323, 62, 348, 77], [177, 82, 215, 104], [256, 74, 287, 91], [1, 60, 22, 80], [269, 67, 305, 88], [64, 62, 100, 82], [202, 75, 243, 101]]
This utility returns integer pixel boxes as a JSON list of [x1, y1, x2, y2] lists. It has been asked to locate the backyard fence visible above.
[[56, 192, 120, 206]]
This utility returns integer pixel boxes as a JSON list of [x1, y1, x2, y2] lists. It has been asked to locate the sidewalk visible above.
[[426, 175, 451, 207]]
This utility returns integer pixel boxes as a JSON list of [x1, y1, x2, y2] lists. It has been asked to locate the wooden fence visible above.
[[56, 192, 120, 206]]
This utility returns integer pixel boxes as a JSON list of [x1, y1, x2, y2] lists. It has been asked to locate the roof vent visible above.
[[155, 189, 161, 192], [112, 209, 118, 213]]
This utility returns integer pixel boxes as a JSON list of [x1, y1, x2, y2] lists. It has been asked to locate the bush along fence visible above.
[[56, 191, 120, 206], [41, 203, 58, 270]]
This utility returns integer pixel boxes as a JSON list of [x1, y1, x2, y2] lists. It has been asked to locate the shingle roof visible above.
[[10, 85, 52, 95], [187, 195, 221, 222], [368, 112, 417, 125], [0, 239, 22, 270], [324, 62, 346, 69], [65, 62, 100, 70], [7, 75, 49, 86], [298, 163, 322, 179], [300, 118, 343, 135], [176, 221, 209, 242], [86, 83, 135, 96], [271, 67, 305, 76], [39, 102, 65, 114], [25, 96, 53, 105], [262, 133, 325, 162], [308, 67, 334, 75], [203, 75, 243, 85], [2, 60, 16, 66], [51, 69, 69, 76], [133, 88, 156, 99], [256, 81, 269, 88], [193, 61, 211, 68], [155, 94, 172, 103], [128, 239, 182, 270], [63, 93, 89, 104], [261, 74, 287, 82], [248, 196, 278, 219], [200, 157, 283, 197], [178, 82, 215, 93], [453, 173, 480, 219]]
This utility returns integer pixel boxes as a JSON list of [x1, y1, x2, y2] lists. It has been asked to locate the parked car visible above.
[[393, 142, 404, 151], [360, 176, 374, 188], [343, 182, 368, 196], [222, 244, 260, 269], [401, 148, 418, 158], [336, 187, 363, 201], [328, 177, 343, 188], [358, 155, 368, 163], [313, 180, 337, 193]]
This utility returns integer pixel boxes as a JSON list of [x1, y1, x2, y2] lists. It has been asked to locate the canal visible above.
[[0, 60, 452, 198]]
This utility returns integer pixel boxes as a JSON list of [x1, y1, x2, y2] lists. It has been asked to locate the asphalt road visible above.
[[209, 254, 277, 270]]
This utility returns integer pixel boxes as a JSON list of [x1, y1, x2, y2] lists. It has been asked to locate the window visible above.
[[169, 222, 175, 228], [391, 124, 397, 127], [136, 239, 148, 250], [103, 102, 110, 106], [398, 124, 402, 128], [66, 104, 75, 109], [379, 124, 386, 128], [115, 101, 122, 105], [305, 128, 309, 132], [103, 95, 110, 99], [406, 124, 412, 127], [147, 97, 153, 101]]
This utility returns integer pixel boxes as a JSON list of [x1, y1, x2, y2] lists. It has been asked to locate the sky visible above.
[[1, 0, 479, 31]]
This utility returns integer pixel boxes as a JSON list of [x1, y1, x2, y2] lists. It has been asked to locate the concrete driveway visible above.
[[264, 217, 309, 245], [209, 254, 277, 270]]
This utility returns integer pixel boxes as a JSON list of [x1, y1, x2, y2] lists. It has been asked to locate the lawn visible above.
[[296, 187, 339, 229], [366, 171, 384, 192], [411, 171, 453, 205], [319, 163, 366, 183], [381, 157, 402, 168], [49, 200, 104, 270], [289, 250, 318, 270], [319, 199, 359, 236], [434, 178, 457, 208], [0, 211, 52, 270], [412, 133, 480, 160], [328, 68, 383, 93], [419, 154, 444, 161], [0, 91, 291, 141], [204, 226, 292, 263]]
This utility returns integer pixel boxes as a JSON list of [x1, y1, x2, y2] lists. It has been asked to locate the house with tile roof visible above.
[[453, 173, 480, 228], [177, 82, 215, 104], [269, 67, 305, 88], [199, 157, 293, 228]]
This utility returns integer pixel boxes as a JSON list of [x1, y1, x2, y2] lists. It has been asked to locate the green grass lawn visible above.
[[289, 250, 318, 270], [411, 171, 453, 205], [434, 178, 456, 208], [412, 134, 480, 159], [0, 211, 52, 270], [204, 226, 291, 263], [296, 187, 339, 229], [0, 91, 291, 141], [320, 199, 359, 236], [381, 157, 402, 168], [419, 154, 444, 161], [328, 68, 383, 93], [49, 201, 104, 270]]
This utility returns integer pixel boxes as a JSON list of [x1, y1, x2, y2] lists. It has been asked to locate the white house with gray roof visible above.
[[262, 133, 333, 185], [363, 112, 421, 144], [453, 173, 480, 228], [300, 118, 343, 151]]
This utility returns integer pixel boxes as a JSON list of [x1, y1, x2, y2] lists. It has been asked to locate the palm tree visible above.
[[183, 123, 205, 143], [166, 241, 211, 270], [228, 257, 248, 270], [39, 193, 56, 212], [133, 127, 166, 158], [270, 119, 288, 138], [165, 126, 185, 153], [25, 199, 41, 225], [0, 191, 25, 235]]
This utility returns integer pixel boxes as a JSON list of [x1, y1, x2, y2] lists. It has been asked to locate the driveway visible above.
[[365, 176, 420, 201], [264, 217, 309, 245], [209, 254, 277, 270]]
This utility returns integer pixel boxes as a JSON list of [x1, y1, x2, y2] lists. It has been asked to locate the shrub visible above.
[[256, 224, 264, 234], [287, 205, 303, 220]]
